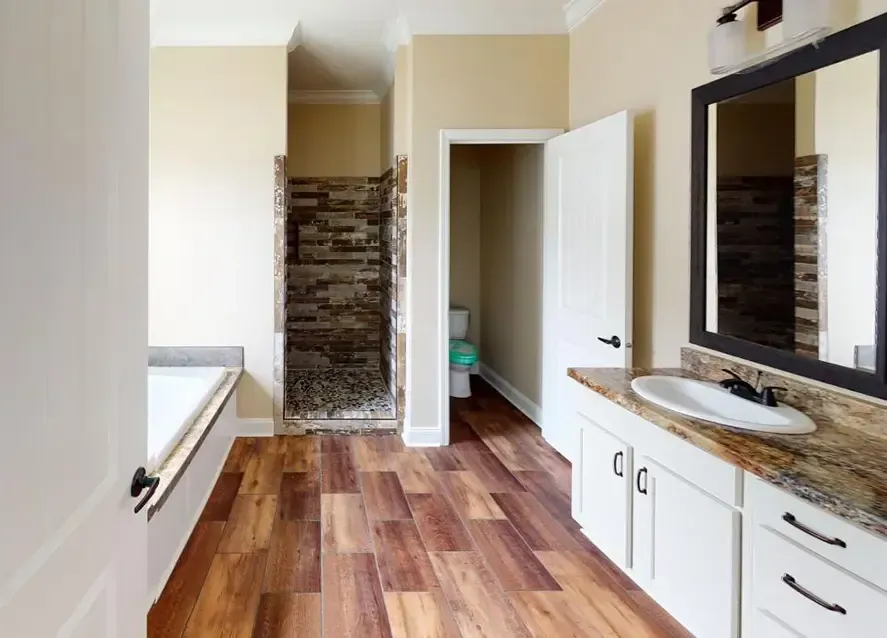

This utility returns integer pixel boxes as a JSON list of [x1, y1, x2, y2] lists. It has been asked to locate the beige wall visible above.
[[287, 103, 381, 177], [816, 52, 880, 366], [717, 103, 795, 177], [479, 145, 545, 406], [150, 46, 288, 419], [381, 91, 393, 173], [381, 46, 412, 171], [408, 35, 569, 430], [449, 146, 483, 347], [570, 0, 887, 369], [796, 73, 817, 157]]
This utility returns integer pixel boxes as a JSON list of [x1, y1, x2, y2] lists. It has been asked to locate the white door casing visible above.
[[542, 111, 635, 459], [0, 1, 149, 636], [438, 129, 563, 447]]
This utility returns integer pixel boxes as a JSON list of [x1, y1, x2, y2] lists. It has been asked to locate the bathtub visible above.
[[147, 366, 227, 474]]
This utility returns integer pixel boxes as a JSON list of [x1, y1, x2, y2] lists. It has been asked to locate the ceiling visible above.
[[150, 0, 599, 97]]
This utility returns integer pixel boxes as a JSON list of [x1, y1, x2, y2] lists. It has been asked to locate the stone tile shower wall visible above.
[[380, 167, 397, 395], [794, 155, 828, 360], [717, 176, 796, 350], [286, 178, 381, 368]]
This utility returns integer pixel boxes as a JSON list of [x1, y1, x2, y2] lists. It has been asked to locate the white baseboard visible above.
[[237, 418, 274, 437], [479, 362, 542, 426], [402, 428, 442, 447]]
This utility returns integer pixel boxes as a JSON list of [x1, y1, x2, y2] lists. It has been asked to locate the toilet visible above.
[[449, 307, 478, 398]]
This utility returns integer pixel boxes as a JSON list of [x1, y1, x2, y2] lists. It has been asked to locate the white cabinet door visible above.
[[542, 111, 634, 459], [571, 412, 633, 569], [633, 457, 741, 638], [0, 1, 149, 636]]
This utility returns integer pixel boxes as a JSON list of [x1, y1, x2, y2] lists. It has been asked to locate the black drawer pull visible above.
[[613, 451, 624, 477], [636, 467, 648, 494], [782, 574, 846, 614], [783, 513, 847, 548]]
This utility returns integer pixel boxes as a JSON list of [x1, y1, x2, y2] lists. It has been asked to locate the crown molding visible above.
[[564, 0, 606, 31], [382, 17, 412, 53], [288, 90, 382, 105], [287, 22, 302, 52]]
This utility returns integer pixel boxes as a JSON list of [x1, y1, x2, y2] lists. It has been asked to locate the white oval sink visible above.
[[630, 376, 816, 435]]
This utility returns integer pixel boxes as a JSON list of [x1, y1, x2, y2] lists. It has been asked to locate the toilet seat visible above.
[[449, 340, 478, 366]]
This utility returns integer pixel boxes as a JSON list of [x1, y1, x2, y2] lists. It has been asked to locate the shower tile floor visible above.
[[284, 368, 395, 420]]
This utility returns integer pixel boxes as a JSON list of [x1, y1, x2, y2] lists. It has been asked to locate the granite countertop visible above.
[[568, 367, 887, 538], [147, 367, 243, 520]]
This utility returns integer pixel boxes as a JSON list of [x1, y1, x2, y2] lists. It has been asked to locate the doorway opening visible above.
[[439, 130, 562, 445]]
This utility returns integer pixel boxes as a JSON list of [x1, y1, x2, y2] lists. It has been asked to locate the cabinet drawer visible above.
[[751, 526, 887, 637], [747, 475, 887, 590], [749, 610, 803, 638]]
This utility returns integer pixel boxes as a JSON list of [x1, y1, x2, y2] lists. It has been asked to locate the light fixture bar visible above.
[[719, 0, 757, 21]]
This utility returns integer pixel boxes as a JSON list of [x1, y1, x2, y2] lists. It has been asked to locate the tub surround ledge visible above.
[[147, 366, 242, 521], [148, 346, 244, 368], [567, 366, 887, 539]]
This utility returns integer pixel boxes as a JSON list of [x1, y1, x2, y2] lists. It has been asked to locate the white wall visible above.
[[149, 47, 288, 419], [815, 52, 880, 367]]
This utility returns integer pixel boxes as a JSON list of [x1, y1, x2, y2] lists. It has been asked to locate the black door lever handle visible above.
[[131, 467, 160, 514], [597, 336, 622, 349]]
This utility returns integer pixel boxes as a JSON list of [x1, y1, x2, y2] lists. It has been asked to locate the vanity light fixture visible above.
[[710, 9, 749, 74], [709, 0, 833, 75]]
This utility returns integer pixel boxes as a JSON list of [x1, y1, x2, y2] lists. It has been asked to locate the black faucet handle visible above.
[[760, 386, 788, 407], [720, 368, 745, 382]]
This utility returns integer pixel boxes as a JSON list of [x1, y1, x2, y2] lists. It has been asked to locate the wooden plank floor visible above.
[[148, 379, 693, 638]]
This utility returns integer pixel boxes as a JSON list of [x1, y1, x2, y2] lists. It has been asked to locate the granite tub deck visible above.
[[147, 347, 244, 520], [568, 367, 887, 538]]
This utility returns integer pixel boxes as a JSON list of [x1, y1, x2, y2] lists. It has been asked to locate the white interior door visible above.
[[0, 1, 149, 636], [542, 111, 634, 459]]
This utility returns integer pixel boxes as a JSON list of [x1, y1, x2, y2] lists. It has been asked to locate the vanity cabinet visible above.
[[566, 379, 742, 638], [567, 375, 887, 638], [633, 458, 741, 638], [571, 413, 633, 568], [743, 476, 887, 638]]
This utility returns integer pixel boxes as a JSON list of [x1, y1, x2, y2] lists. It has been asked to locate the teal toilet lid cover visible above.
[[449, 340, 478, 365]]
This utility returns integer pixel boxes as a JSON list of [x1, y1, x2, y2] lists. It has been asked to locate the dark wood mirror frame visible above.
[[690, 12, 887, 399]]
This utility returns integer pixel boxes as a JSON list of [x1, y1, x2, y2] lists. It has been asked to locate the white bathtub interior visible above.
[[147, 366, 227, 473]]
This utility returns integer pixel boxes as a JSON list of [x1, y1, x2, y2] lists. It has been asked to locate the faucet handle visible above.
[[721, 368, 744, 382], [761, 386, 788, 407]]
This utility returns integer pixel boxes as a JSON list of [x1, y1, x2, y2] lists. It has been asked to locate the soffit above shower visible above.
[[150, 0, 604, 96]]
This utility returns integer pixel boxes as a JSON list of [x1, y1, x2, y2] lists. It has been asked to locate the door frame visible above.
[[438, 129, 563, 446]]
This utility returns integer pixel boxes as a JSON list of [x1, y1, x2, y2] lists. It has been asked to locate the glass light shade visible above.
[[784, 0, 833, 39], [709, 18, 748, 75]]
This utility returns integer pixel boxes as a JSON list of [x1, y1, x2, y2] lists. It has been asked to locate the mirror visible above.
[[705, 52, 880, 373]]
